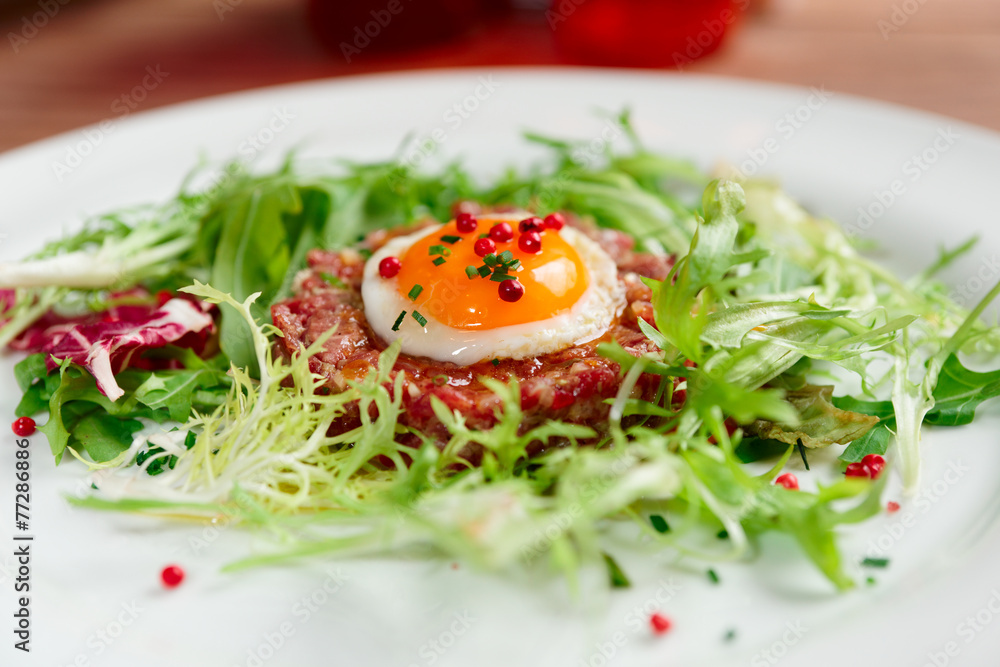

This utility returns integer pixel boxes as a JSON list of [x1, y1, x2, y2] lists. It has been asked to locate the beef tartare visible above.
[[271, 218, 673, 450]]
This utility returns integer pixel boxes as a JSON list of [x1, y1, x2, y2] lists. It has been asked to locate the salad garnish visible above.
[[2, 113, 999, 592]]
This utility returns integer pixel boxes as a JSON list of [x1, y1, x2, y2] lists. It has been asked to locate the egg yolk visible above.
[[394, 218, 590, 330]]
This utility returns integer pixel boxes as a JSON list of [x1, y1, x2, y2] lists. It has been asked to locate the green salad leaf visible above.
[[925, 354, 1000, 426], [743, 385, 878, 449]]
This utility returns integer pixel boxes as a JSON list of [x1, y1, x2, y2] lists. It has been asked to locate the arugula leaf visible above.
[[38, 364, 119, 462], [834, 355, 1000, 459], [832, 395, 895, 420], [924, 354, 1000, 426], [199, 180, 322, 372], [30, 361, 226, 463], [840, 422, 892, 463], [273, 187, 332, 303], [14, 353, 48, 392], [71, 413, 144, 463], [734, 437, 791, 463], [14, 353, 60, 417], [133, 368, 229, 422]]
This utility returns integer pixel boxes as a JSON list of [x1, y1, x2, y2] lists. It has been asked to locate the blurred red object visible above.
[[307, 0, 503, 61], [549, 0, 740, 68]]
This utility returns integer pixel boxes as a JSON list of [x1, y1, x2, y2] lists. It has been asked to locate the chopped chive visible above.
[[861, 557, 889, 568], [707, 569, 720, 584], [649, 514, 670, 533], [602, 552, 631, 589], [465, 265, 479, 279], [716, 529, 728, 540], [797, 443, 810, 471], [507, 259, 521, 270], [440, 235, 461, 244], [866, 576, 877, 586], [319, 272, 347, 288], [491, 358, 500, 367], [407, 284, 423, 301], [432, 257, 446, 266], [478, 233, 489, 239], [184, 431, 197, 450], [391, 310, 407, 331], [433, 374, 449, 386], [493, 264, 509, 276], [490, 272, 512, 282], [477, 265, 492, 278], [412, 310, 428, 327], [483, 253, 498, 267], [497, 250, 513, 264], [428, 244, 447, 256]]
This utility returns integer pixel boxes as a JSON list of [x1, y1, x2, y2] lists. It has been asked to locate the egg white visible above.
[[361, 220, 626, 366]]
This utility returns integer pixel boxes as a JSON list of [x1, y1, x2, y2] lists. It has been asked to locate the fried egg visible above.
[[361, 214, 625, 365]]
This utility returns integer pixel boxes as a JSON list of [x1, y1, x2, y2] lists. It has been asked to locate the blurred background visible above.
[[0, 0, 997, 152]]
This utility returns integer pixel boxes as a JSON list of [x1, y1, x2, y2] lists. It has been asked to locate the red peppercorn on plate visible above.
[[2, 69, 1000, 667]]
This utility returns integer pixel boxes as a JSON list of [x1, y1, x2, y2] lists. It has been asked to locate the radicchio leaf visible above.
[[41, 298, 214, 401]]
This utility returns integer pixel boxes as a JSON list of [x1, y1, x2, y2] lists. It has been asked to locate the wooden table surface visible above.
[[1, 0, 998, 153]]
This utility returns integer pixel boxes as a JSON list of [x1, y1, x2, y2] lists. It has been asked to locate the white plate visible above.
[[2, 69, 1000, 667]]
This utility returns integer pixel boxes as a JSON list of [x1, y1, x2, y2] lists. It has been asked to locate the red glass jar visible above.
[[549, 0, 740, 68]]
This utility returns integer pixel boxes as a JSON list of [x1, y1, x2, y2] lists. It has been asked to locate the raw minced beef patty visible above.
[[271, 221, 673, 450]]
